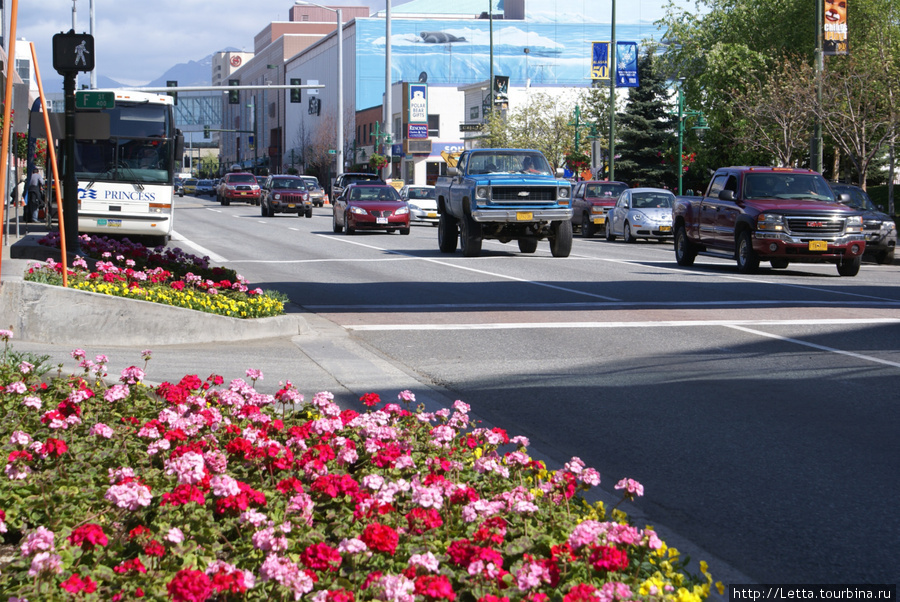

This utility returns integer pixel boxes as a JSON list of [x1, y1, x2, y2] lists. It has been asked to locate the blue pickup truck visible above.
[[434, 148, 573, 257]]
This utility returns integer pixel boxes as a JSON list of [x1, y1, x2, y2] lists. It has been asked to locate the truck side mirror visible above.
[[448, 166, 459, 176], [556, 168, 565, 177], [836, 193, 851, 204], [718, 190, 735, 201]]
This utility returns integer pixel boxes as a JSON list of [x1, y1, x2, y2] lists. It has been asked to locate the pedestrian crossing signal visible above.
[[52, 30, 94, 74]]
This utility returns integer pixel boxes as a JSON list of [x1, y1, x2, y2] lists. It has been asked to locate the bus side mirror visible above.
[[174, 130, 185, 165]]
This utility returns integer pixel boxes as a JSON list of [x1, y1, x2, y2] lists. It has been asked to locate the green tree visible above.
[[615, 48, 674, 188]]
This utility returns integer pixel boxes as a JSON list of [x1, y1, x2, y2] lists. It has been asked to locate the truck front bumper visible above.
[[471, 207, 573, 223], [753, 232, 866, 261]]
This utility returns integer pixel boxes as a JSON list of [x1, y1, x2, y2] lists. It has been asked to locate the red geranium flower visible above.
[[360, 392, 381, 406], [300, 542, 343, 571], [360, 522, 399, 555], [589, 545, 629, 572], [167, 568, 213, 602], [68, 523, 108, 549], [563, 584, 598, 602], [42, 437, 68, 458], [415, 574, 456, 601], [60, 573, 98, 594]]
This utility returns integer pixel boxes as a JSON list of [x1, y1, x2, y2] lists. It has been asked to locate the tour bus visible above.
[[72, 90, 184, 245]]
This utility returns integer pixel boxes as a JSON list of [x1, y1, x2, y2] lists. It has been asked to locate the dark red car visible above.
[[331, 184, 410, 235], [570, 180, 629, 237]]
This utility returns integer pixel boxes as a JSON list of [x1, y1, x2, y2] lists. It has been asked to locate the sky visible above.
[[11, 0, 677, 93]]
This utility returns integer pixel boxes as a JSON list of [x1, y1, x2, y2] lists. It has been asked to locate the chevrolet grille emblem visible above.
[[518, 191, 530, 197]]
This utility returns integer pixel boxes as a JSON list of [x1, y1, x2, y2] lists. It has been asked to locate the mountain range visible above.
[[96, 49, 233, 89]]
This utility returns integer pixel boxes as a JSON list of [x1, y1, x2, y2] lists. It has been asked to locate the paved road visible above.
[[6, 195, 900, 588]]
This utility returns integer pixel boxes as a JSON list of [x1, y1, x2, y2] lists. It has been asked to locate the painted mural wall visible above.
[[354, 18, 659, 109]]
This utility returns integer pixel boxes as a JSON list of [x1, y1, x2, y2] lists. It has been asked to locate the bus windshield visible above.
[[75, 103, 173, 185]]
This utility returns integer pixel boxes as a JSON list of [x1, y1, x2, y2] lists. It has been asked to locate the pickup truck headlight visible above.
[[883, 221, 897, 233], [757, 213, 785, 231], [844, 215, 863, 233], [591, 205, 606, 214], [475, 186, 491, 200], [350, 206, 368, 215], [558, 186, 571, 199]]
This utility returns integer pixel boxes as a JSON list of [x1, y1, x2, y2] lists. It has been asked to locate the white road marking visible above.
[[307, 299, 900, 311], [319, 234, 622, 301], [347, 318, 900, 331], [727, 324, 900, 368], [170, 231, 228, 263]]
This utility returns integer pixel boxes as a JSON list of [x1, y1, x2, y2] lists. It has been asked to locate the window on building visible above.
[[15, 59, 29, 87], [427, 114, 439, 138], [301, 14, 309, 21]]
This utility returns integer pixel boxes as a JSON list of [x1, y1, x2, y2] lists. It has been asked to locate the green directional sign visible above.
[[75, 91, 115, 109]]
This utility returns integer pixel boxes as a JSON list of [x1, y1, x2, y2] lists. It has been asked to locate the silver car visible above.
[[606, 188, 675, 242], [400, 185, 438, 225]]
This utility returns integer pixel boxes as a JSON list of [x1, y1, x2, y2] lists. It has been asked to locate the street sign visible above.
[[459, 123, 483, 132], [75, 91, 115, 109], [328, 150, 336, 154], [408, 123, 428, 139]]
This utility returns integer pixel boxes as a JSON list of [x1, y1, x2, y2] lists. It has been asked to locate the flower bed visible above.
[[25, 234, 285, 319], [0, 330, 719, 601]]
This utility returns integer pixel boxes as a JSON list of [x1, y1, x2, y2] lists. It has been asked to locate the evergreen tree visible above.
[[614, 49, 674, 188]]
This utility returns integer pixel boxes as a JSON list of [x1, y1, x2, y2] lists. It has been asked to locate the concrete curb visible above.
[[1, 232, 308, 346]]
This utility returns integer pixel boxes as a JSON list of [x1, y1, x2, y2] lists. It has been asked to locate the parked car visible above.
[[332, 183, 409, 235], [606, 188, 676, 243], [332, 172, 385, 202], [830, 183, 896, 264], [571, 180, 629, 237], [261, 175, 312, 218], [217, 172, 261, 206], [181, 178, 198, 197], [299, 176, 327, 207], [195, 179, 216, 197], [400, 185, 438, 226]]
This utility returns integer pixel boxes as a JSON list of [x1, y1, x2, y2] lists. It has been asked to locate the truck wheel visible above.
[[837, 256, 861, 277], [332, 211, 343, 233], [305, 208, 313, 218], [550, 220, 573, 258], [581, 213, 595, 238], [261, 203, 267, 217], [438, 213, 459, 253], [518, 237, 538, 253], [623, 221, 637, 243], [674, 224, 697, 266], [770, 258, 789, 269], [400, 227, 410, 235], [736, 230, 760, 273], [876, 248, 894, 265], [459, 213, 482, 257]]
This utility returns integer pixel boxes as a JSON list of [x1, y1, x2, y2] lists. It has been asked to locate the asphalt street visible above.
[[3, 195, 900, 590]]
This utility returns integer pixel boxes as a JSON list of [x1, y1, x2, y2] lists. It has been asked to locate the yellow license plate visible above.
[[659, 226, 672, 232], [287, 204, 295, 208], [426, 212, 438, 218], [516, 212, 533, 221], [808, 240, 827, 251], [594, 217, 605, 224]]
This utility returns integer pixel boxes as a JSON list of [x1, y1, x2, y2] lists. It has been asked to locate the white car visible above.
[[606, 188, 675, 242], [400, 185, 438, 226]]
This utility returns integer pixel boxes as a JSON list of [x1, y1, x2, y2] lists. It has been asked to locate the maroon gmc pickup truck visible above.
[[673, 166, 866, 276]]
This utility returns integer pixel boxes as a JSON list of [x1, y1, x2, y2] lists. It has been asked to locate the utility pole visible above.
[[608, 0, 617, 181]]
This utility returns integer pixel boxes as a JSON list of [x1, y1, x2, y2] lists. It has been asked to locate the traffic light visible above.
[[228, 79, 239, 104], [167, 80, 178, 106], [290, 79, 302, 103], [203, 125, 210, 139]]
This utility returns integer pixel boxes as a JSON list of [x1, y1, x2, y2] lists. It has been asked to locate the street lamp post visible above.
[[295, 2, 343, 177], [676, 83, 708, 196]]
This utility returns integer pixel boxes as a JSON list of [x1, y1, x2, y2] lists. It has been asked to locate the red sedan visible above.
[[332, 184, 410, 235]]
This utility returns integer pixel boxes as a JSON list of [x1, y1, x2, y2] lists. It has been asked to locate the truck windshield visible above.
[[744, 173, 836, 201], [468, 152, 551, 175]]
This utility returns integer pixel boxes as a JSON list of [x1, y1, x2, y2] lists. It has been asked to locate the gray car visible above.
[[606, 188, 675, 243], [831, 183, 897, 264]]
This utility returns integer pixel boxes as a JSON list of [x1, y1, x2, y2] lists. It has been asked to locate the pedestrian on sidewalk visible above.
[[27, 171, 44, 223]]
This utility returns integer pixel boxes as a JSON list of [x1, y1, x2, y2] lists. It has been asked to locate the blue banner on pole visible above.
[[591, 42, 610, 80], [615, 42, 639, 87]]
